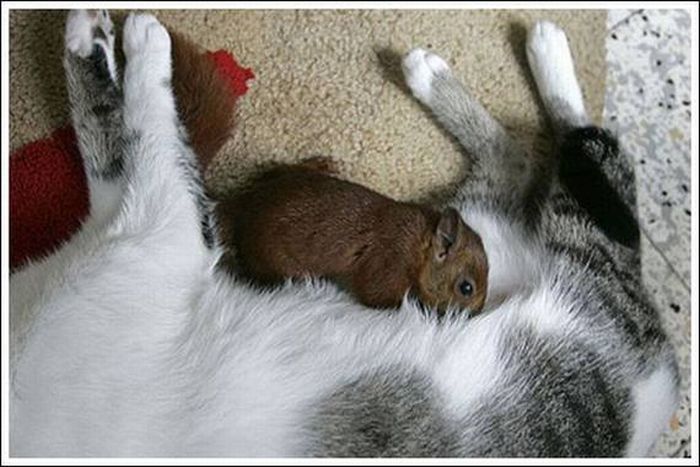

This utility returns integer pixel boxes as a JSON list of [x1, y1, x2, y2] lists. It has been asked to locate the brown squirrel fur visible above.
[[170, 31, 238, 170], [216, 158, 489, 314]]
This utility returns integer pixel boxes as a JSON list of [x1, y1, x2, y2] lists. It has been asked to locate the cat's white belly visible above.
[[10, 249, 575, 457], [11, 244, 676, 457], [177, 263, 604, 456], [9, 208, 671, 457], [8, 198, 583, 457], [9, 230, 213, 456], [159, 274, 577, 456]]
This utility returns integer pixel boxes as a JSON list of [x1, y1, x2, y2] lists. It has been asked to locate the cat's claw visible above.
[[402, 48, 451, 105]]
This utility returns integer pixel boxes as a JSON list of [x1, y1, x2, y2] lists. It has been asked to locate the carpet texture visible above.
[[10, 9, 606, 202]]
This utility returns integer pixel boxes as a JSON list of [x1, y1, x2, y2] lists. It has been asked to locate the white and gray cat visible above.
[[9, 10, 679, 457]]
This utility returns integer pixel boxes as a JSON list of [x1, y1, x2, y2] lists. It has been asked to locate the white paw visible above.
[[65, 9, 114, 59], [123, 13, 171, 60], [526, 21, 585, 114], [402, 48, 451, 104]]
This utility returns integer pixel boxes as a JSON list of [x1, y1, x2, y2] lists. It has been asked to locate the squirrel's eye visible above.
[[459, 280, 474, 297]]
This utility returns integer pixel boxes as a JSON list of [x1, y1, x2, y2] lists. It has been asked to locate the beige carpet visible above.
[[10, 9, 606, 202]]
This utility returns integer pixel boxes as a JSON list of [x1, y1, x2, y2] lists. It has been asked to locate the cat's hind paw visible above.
[[123, 13, 171, 61], [65, 10, 115, 59]]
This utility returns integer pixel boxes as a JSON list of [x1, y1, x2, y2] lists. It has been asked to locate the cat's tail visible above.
[[170, 31, 239, 171]]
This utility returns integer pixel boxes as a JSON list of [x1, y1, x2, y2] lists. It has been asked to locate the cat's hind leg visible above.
[[115, 12, 215, 251], [13, 12, 213, 329], [11, 10, 127, 317], [64, 9, 125, 227], [402, 49, 548, 223]]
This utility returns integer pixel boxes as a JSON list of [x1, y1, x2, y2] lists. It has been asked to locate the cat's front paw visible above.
[[526, 21, 584, 111], [402, 48, 451, 105], [65, 9, 114, 58], [122, 13, 171, 60], [526, 21, 571, 70]]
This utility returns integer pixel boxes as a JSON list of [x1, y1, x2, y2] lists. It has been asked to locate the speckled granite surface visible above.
[[604, 9, 692, 458]]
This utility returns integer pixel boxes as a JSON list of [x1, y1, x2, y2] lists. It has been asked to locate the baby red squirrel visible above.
[[216, 158, 489, 314]]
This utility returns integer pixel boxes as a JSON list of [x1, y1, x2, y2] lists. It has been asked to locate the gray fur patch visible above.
[[305, 368, 461, 457], [426, 73, 550, 227], [64, 43, 125, 181], [460, 326, 632, 457]]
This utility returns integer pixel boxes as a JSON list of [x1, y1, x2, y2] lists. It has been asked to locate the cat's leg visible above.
[[12, 11, 213, 339], [115, 12, 215, 250], [527, 21, 639, 249], [11, 14, 216, 456], [402, 48, 548, 221], [12, 16, 215, 454], [16, 11, 213, 285], [63, 9, 125, 227], [10, 10, 126, 319], [525, 21, 590, 135]]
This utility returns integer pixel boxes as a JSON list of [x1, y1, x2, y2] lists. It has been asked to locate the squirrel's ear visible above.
[[433, 208, 460, 262]]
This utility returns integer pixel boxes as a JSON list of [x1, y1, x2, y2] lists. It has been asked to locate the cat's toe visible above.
[[402, 48, 451, 104]]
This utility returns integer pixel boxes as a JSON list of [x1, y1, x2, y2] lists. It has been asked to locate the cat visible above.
[[216, 156, 488, 313], [9, 10, 679, 457]]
